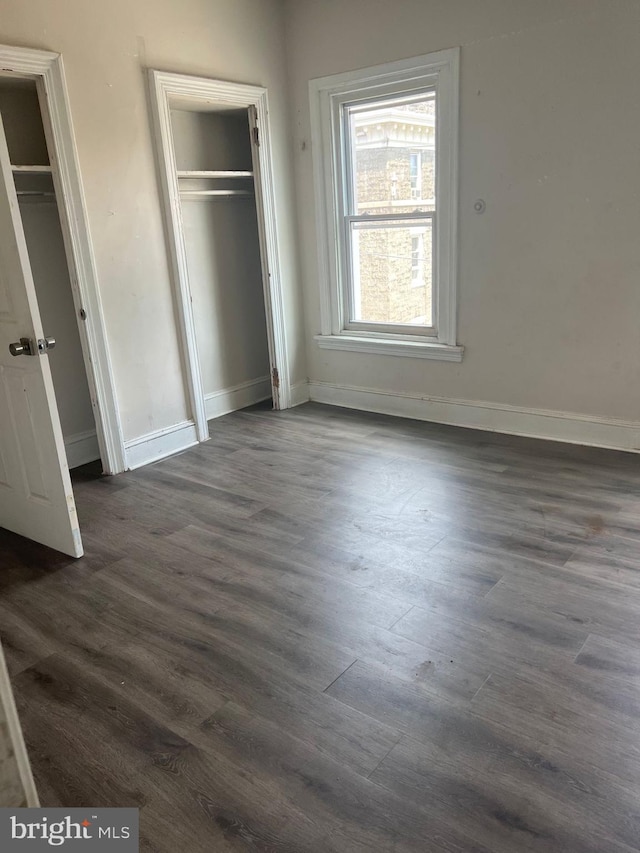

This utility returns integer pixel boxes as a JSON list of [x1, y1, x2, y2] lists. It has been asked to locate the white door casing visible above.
[[0, 113, 83, 558], [0, 641, 38, 807], [148, 70, 292, 443]]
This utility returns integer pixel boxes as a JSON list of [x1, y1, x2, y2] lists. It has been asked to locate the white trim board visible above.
[[65, 429, 100, 470], [307, 381, 640, 453], [0, 642, 39, 807], [205, 376, 271, 420], [290, 381, 311, 408], [0, 44, 125, 475], [124, 420, 198, 470]]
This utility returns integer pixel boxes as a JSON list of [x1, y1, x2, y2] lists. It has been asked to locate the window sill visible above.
[[314, 334, 464, 362]]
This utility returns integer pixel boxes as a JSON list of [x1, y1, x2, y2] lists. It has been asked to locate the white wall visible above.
[[181, 198, 271, 398], [170, 109, 252, 172], [171, 108, 271, 402], [0, 0, 304, 445], [0, 84, 48, 165], [285, 0, 640, 436]]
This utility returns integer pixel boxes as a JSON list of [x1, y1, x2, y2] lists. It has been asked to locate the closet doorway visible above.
[[0, 44, 124, 557], [0, 45, 124, 478], [149, 71, 291, 444], [0, 78, 100, 472]]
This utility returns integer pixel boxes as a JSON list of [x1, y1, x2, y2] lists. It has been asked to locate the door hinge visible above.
[[253, 125, 260, 147]]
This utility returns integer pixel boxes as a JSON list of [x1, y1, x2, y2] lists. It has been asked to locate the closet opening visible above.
[[149, 71, 292, 448], [0, 77, 101, 472], [169, 104, 272, 430]]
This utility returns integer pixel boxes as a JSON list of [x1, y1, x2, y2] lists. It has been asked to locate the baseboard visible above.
[[308, 381, 640, 453], [65, 429, 100, 469], [124, 420, 199, 470], [205, 376, 272, 420], [290, 381, 311, 408]]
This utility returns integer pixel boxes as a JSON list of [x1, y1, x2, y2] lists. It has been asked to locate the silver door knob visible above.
[[8, 337, 55, 357], [9, 338, 32, 356], [38, 336, 56, 352]]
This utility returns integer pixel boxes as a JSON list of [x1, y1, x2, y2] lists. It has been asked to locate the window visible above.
[[310, 49, 463, 361], [345, 95, 434, 328]]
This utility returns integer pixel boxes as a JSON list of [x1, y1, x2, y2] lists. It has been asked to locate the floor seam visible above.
[[366, 734, 403, 780], [322, 658, 358, 694], [387, 605, 414, 631]]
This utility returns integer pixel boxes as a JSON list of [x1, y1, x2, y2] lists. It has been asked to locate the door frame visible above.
[[0, 642, 39, 806], [0, 44, 126, 474], [148, 70, 291, 442]]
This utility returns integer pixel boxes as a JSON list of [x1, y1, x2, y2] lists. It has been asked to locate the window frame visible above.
[[342, 92, 436, 336], [409, 151, 422, 199], [310, 48, 463, 362], [410, 230, 426, 289]]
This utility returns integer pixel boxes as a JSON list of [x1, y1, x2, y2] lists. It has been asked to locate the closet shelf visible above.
[[176, 170, 253, 179], [11, 165, 53, 174]]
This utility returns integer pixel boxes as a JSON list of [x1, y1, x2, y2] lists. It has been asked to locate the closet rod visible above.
[[177, 170, 253, 179], [179, 189, 254, 198], [11, 165, 53, 174], [16, 190, 56, 198]]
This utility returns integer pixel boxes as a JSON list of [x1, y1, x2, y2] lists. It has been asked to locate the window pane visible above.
[[350, 218, 433, 327], [347, 94, 436, 215]]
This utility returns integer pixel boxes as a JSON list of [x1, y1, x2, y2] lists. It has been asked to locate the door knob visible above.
[[38, 337, 56, 352], [9, 336, 56, 357], [9, 337, 33, 356]]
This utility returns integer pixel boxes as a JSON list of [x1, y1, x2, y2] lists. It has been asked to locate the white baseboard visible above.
[[124, 420, 198, 470], [65, 429, 100, 469], [290, 381, 311, 408], [308, 381, 640, 454], [205, 376, 272, 420]]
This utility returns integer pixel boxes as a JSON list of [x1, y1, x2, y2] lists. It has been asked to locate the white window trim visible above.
[[310, 48, 462, 362], [409, 151, 422, 199], [410, 230, 426, 288]]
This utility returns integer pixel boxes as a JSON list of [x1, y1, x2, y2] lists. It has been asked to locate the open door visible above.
[[0, 113, 82, 558]]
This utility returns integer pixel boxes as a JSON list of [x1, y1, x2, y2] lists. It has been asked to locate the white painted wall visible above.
[[0, 0, 304, 445], [171, 108, 271, 402], [0, 84, 48, 165], [170, 109, 252, 172], [285, 0, 640, 428]]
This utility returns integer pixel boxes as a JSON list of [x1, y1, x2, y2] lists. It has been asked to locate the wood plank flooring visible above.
[[2, 401, 640, 851]]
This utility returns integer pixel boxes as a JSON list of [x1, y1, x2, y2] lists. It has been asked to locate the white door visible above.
[[0, 113, 83, 558]]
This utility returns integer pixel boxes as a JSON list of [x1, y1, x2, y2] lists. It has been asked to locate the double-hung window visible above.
[[310, 49, 463, 361]]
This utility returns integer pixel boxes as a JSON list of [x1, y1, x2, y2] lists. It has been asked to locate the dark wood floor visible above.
[[2, 402, 640, 851]]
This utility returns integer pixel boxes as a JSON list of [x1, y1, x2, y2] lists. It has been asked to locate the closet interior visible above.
[[169, 105, 272, 424], [0, 78, 100, 470]]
